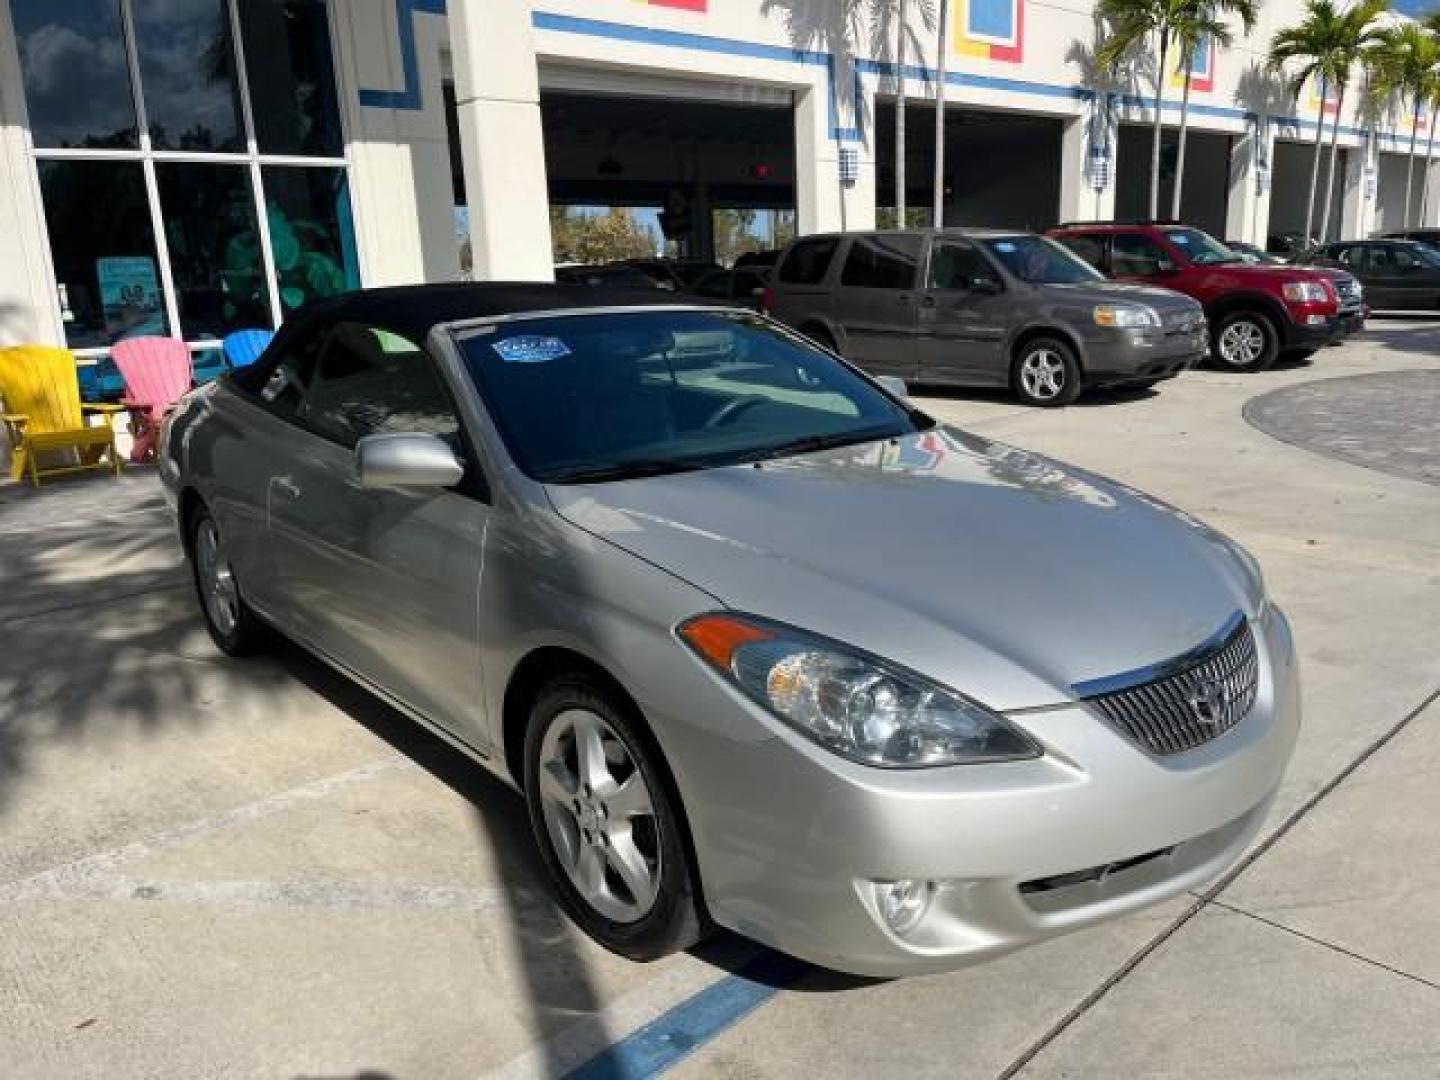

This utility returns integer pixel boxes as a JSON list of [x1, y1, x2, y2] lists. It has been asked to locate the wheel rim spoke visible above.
[[605, 827, 658, 909], [572, 713, 609, 791], [603, 772, 653, 820]]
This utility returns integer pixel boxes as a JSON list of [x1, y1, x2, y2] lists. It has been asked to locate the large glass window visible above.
[[263, 167, 362, 314], [36, 161, 168, 348], [156, 163, 270, 340], [840, 234, 923, 289], [12, 0, 355, 357], [134, 0, 244, 152], [238, 0, 343, 157], [13, 0, 137, 149]]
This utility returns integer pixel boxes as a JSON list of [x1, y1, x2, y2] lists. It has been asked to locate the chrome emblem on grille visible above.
[[1187, 678, 1232, 726]]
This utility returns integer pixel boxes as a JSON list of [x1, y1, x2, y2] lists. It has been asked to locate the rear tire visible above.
[[1212, 310, 1279, 371], [1012, 336, 1082, 407], [524, 672, 705, 962], [187, 504, 271, 656]]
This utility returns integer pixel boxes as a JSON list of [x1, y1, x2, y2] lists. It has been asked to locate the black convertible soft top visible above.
[[278, 282, 703, 345]]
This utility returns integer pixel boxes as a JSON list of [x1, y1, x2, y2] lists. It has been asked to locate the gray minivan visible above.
[[766, 229, 1207, 406]]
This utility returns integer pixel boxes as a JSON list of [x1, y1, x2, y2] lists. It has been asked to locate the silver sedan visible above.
[[159, 284, 1298, 976]]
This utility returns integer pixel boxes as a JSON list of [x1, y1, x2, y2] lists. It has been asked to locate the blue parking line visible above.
[[566, 950, 812, 1079]]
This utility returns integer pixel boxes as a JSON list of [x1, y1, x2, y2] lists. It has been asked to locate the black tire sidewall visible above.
[[1213, 311, 1279, 371], [523, 675, 701, 962], [1012, 336, 1082, 407]]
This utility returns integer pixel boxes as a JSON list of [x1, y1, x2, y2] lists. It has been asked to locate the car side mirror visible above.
[[970, 276, 1002, 295], [875, 375, 909, 400], [355, 432, 464, 490]]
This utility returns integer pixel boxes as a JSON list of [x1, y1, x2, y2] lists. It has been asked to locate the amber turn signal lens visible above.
[[678, 615, 774, 671]]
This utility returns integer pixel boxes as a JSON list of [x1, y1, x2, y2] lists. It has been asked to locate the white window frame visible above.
[[20, 0, 355, 360]]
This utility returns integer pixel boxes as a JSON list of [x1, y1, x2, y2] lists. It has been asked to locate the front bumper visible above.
[[1083, 324, 1207, 383], [1283, 313, 1339, 349], [670, 604, 1299, 977]]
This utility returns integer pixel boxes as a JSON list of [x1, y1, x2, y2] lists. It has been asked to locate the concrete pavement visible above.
[[2, 321, 1439, 1078]]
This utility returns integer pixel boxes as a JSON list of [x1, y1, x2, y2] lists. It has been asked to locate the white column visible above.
[[0, 0, 62, 347], [795, 81, 875, 235], [1224, 121, 1273, 246], [1340, 139, 1375, 239], [1058, 97, 1117, 225], [449, 0, 553, 280]]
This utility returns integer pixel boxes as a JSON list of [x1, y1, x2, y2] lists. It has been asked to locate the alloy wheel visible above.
[[1218, 320, 1266, 367], [1020, 348, 1067, 400], [195, 518, 239, 637], [537, 708, 661, 923]]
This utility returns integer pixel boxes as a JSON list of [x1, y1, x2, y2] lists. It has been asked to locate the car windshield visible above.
[[457, 309, 928, 483], [982, 235, 1103, 284], [1162, 227, 1239, 266]]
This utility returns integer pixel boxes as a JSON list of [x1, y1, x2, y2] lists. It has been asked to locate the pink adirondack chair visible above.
[[112, 337, 193, 463]]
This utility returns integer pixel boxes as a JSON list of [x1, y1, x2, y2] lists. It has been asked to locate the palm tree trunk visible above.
[[1404, 97, 1421, 226], [1150, 31, 1170, 220], [1303, 76, 1326, 244], [1318, 83, 1346, 243], [1420, 104, 1438, 225], [896, 0, 907, 224], [932, 0, 950, 226], [1171, 46, 1195, 220]]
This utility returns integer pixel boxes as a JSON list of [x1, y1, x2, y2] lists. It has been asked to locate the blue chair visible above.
[[77, 355, 125, 401], [191, 347, 227, 386], [222, 329, 274, 371]]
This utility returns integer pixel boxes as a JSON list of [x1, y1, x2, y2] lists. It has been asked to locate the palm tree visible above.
[[1171, 0, 1258, 218], [1268, 1, 1361, 245], [1418, 12, 1440, 223], [1318, 0, 1390, 241], [1097, 0, 1193, 219], [1371, 22, 1440, 227]]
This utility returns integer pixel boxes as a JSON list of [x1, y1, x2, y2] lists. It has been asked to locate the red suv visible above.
[[1048, 222, 1339, 371]]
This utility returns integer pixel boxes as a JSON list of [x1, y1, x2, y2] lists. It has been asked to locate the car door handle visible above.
[[272, 476, 301, 501], [917, 295, 936, 308]]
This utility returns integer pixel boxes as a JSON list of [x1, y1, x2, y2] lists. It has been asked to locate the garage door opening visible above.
[[1114, 125, 1231, 236], [448, 74, 797, 271], [874, 102, 1062, 230], [1374, 152, 1428, 235], [1269, 140, 1347, 248]]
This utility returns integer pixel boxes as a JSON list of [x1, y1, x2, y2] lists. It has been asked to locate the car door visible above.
[[1362, 243, 1413, 308], [266, 320, 489, 744], [915, 238, 1013, 385], [1373, 243, 1440, 309], [831, 233, 923, 378]]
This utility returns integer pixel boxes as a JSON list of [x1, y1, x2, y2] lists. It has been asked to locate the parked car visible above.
[[1380, 228, 1440, 248], [1225, 242, 1365, 339], [554, 264, 666, 290], [1050, 222, 1340, 370], [1297, 239, 1440, 310], [734, 248, 783, 270], [1267, 231, 1312, 258], [617, 258, 722, 291], [160, 283, 1298, 978], [765, 229, 1206, 407], [691, 266, 771, 309]]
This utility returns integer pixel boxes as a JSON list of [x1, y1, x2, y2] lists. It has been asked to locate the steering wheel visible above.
[[704, 395, 769, 429]]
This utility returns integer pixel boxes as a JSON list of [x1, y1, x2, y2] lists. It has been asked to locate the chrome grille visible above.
[[1082, 618, 1259, 756]]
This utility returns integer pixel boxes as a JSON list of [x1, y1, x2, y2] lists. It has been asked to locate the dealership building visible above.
[[0, 0, 1434, 363]]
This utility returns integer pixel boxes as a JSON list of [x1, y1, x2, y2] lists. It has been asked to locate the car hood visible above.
[[546, 427, 1260, 711], [1043, 281, 1200, 310]]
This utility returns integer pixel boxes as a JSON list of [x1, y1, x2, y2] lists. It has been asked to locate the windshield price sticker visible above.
[[994, 241, 1017, 252], [1171, 233, 1191, 244], [493, 335, 572, 363]]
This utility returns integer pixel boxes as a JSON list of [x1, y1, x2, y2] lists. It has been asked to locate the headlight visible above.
[[1093, 304, 1160, 329], [678, 613, 1040, 767], [1282, 281, 1329, 303]]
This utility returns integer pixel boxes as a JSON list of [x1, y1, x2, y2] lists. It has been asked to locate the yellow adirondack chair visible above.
[[0, 345, 125, 486]]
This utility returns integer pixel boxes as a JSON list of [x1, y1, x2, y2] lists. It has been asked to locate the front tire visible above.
[[524, 672, 704, 962], [1212, 311, 1279, 371], [1012, 336, 1082, 407], [188, 504, 271, 656]]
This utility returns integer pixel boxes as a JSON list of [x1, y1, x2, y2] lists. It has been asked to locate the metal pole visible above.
[[932, 0, 949, 226], [896, 0, 908, 225]]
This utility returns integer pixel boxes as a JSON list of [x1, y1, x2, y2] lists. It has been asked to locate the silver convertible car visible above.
[[159, 284, 1299, 976]]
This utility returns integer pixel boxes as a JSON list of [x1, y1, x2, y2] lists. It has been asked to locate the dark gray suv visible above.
[[765, 229, 1207, 406]]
